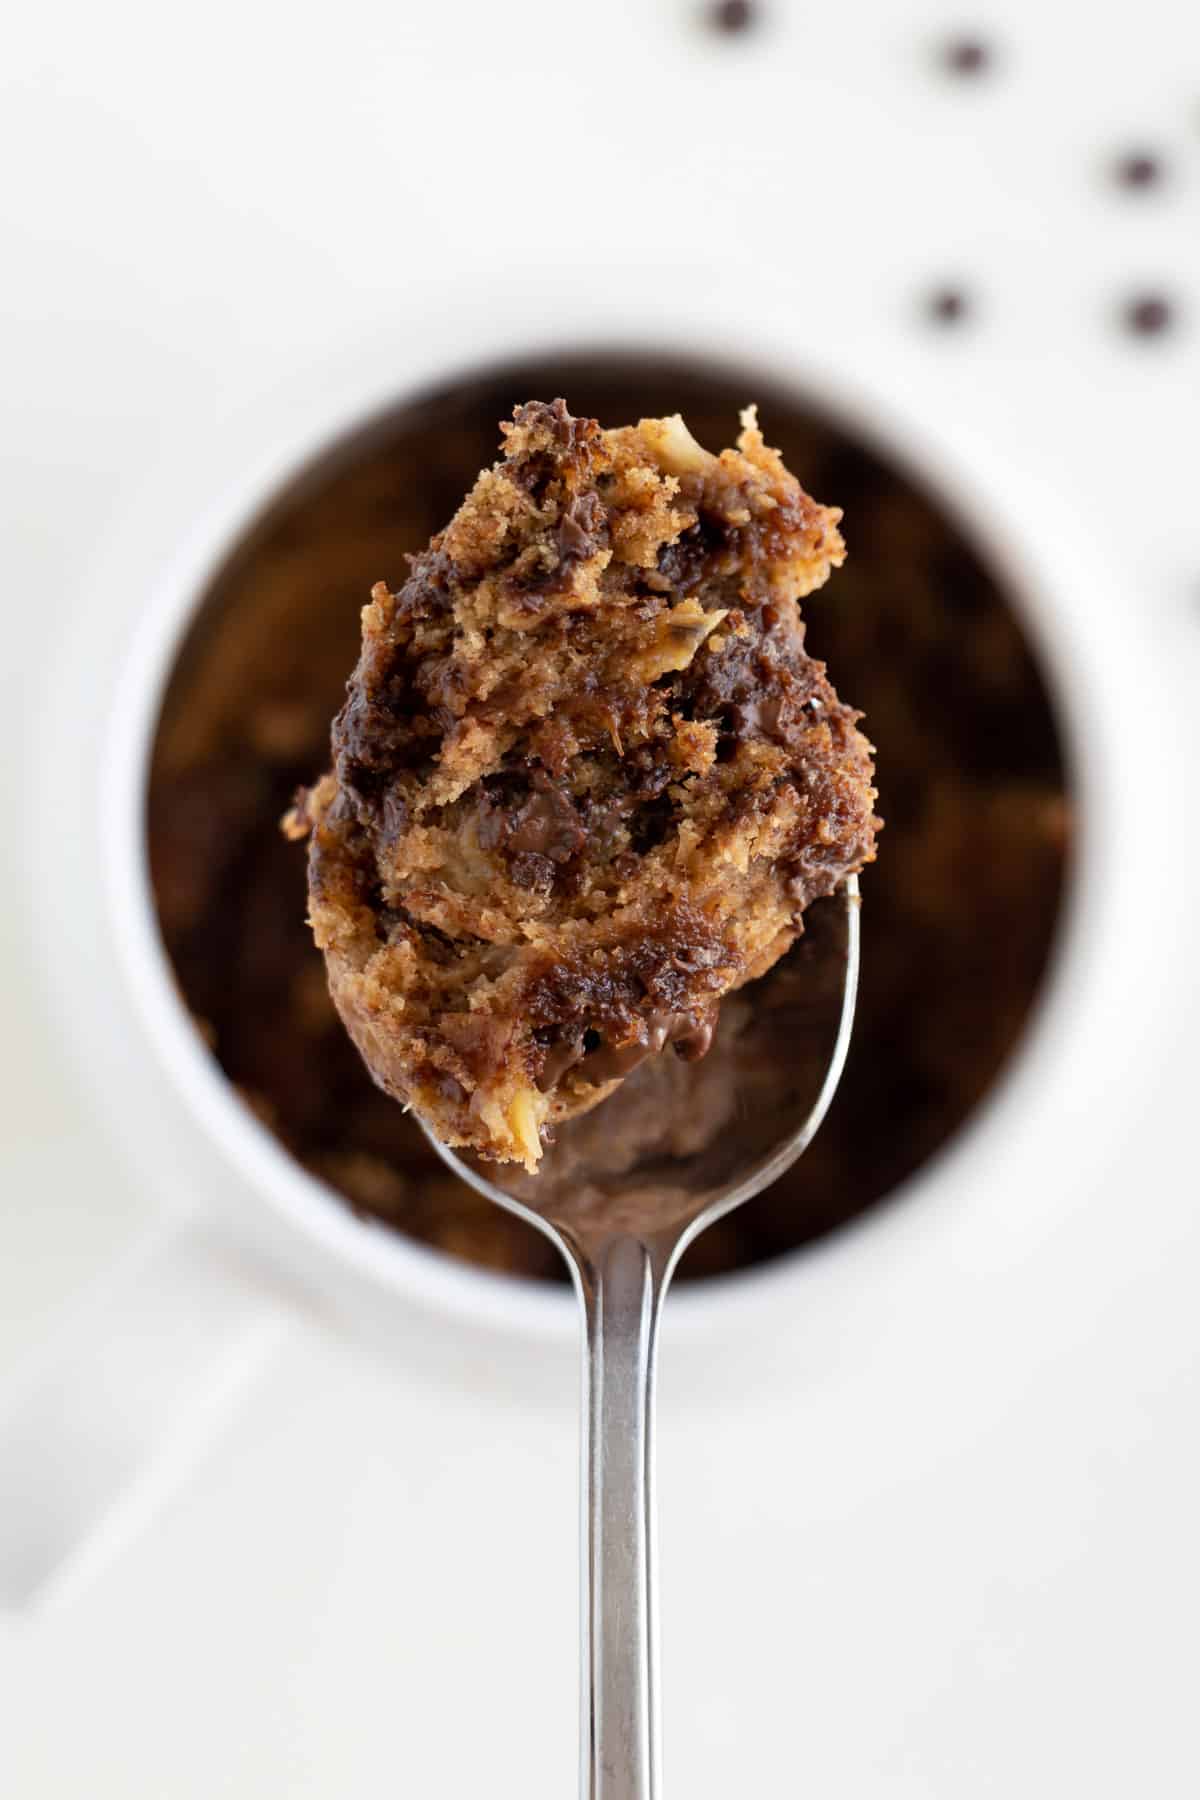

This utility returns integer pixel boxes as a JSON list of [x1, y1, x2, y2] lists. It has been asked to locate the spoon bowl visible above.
[[420, 875, 860, 1798], [425, 875, 860, 1263]]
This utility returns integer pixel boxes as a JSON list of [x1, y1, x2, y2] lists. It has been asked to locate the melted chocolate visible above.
[[537, 1007, 718, 1091]]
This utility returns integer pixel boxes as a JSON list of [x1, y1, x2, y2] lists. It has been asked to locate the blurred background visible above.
[[2, 2, 1199, 1795]]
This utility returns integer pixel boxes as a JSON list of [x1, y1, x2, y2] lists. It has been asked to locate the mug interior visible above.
[[140, 347, 1076, 1297]]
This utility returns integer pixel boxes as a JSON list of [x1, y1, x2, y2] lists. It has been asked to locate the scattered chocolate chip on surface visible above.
[[941, 36, 992, 76], [928, 286, 970, 325], [708, 0, 757, 33], [1124, 293, 1174, 336], [1114, 151, 1164, 190]]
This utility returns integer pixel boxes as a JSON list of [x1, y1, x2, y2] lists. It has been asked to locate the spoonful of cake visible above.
[[287, 398, 878, 1796]]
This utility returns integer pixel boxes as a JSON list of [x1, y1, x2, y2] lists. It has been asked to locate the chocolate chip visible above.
[[574, 1008, 717, 1086], [536, 1031, 587, 1092], [558, 512, 591, 559], [928, 287, 969, 325], [507, 788, 587, 862], [730, 694, 786, 741], [508, 450, 555, 495], [1114, 151, 1163, 190], [398, 546, 455, 619], [1124, 293, 1174, 336], [656, 515, 728, 594], [673, 1016, 715, 1060], [477, 769, 586, 865], [708, 0, 757, 32], [942, 36, 991, 75], [511, 397, 579, 448], [574, 1033, 650, 1086], [558, 491, 605, 561], [380, 786, 409, 848]]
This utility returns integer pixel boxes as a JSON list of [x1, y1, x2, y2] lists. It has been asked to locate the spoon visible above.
[[421, 874, 860, 1798]]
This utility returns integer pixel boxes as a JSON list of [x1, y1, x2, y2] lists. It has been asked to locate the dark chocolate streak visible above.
[[557, 491, 606, 560], [476, 770, 586, 864]]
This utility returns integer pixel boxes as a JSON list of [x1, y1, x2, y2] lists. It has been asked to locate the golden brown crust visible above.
[[295, 399, 878, 1167]]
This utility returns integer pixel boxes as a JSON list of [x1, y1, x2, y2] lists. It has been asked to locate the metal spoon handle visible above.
[[578, 1234, 669, 1800]]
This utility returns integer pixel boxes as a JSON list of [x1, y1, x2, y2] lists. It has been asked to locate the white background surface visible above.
[[3, 0, 1200, 1793]]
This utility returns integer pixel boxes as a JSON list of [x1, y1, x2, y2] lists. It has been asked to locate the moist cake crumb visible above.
[[289, 400, 878, 1169]]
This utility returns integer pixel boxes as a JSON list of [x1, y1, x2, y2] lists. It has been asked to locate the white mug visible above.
[[2, 269, 1133, 1610]]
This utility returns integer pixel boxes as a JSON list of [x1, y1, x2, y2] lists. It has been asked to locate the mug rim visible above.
[[102, 323, 1101, 1344]]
